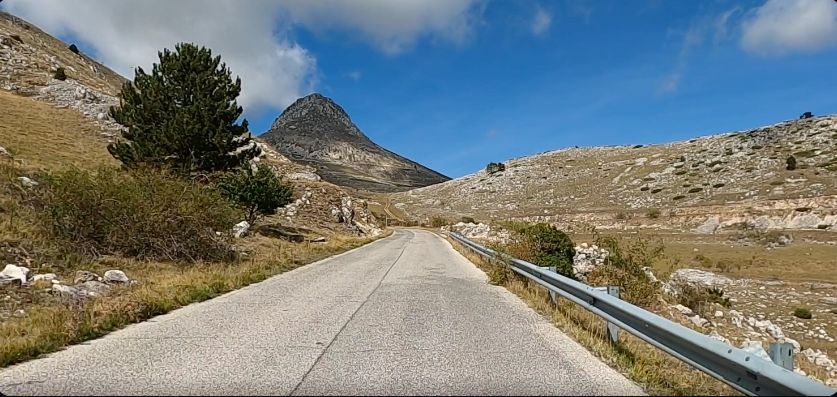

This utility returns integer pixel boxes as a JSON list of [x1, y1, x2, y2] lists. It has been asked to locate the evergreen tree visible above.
[[218, 164, 293, 224], [108, 43, 260, 175]]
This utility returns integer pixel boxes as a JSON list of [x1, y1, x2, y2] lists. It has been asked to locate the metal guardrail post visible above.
[[768, 342, 795, 371], [606, 286, 620, 344]]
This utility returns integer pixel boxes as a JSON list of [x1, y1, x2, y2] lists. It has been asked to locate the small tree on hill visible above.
[[486, 162, 505, 175], [108, 43, 260, 175], [218, 164, 293, 224], [786, 155, 797, 171], [53, 67, 66, 81]]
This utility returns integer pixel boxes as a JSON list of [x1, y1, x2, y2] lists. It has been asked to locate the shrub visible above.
[[108, 43, 259, 175], [485, 162, 505, 175], [460, 216, 476, 224], [688, 187, 703, 193], [430, 216, 450, 228], [512, 223, 575, 278], [33, 167, 240, 262], [677, 285, 730, 313], [786, 155, 797, 171], [793, 307, 812, 319], [68, 44, 79, 54], [588, 236, 662, 307], [218, 165, 292, 224], [53, 67, 66, 81], [646, 208, 660, 219]]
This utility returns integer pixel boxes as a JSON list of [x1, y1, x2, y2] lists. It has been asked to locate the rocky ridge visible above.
[[394, 116, 837, 233], [261, 93, 450, 193]]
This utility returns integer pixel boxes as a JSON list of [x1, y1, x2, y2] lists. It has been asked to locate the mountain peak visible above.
[[261, 93, 450, 192], [270, 92, 361, 136]]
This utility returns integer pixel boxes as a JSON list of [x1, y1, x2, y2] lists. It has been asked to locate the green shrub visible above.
[[517, 223, 575, 278], [589, 236, 662, 307], [786, 155, 797, 171], [430, 216, 450, 228], [485, 162, 506, 175], [33, 167, 240, 262], [53, 67, 66, 81], [793, 307, 812, 319], [677, 285, 730, 314], [460, 216, 476, 224], [646, 208, 661, 219], [218, 164, 292, 224]]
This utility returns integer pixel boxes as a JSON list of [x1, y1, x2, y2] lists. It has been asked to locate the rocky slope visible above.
[[394, 116, 837, 233], [260, 93, 450, 192]]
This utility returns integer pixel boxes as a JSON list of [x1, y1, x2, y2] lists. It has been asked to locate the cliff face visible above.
[[260, 93, 450, 192]]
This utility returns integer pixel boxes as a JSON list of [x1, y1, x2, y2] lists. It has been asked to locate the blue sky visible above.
[[5, 0, 837, 178]]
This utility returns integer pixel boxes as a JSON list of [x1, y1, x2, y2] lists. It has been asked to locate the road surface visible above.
[[0, 229, 644, 395]]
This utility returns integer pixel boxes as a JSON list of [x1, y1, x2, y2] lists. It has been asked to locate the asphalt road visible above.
[[0, 229, 644, 396]]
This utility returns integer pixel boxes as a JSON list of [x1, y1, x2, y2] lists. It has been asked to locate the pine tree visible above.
[[108, 43, 260, 175]]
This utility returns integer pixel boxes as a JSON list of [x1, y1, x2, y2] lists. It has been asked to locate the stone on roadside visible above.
[[77, 280, 111, 296], [32, 273, 57, 283], [52, 284, 82, 300], [740, 340, 771, 362], [103, 269, 129, 284], [232, 220, 250, 238], [689, 315, 710, 328], [1, 264, 32, 284], [17, 176, 38, 187], [673, 304, 694, 316]]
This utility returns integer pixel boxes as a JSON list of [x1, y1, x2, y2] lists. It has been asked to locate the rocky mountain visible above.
[[392, 115, 837, 233], [260, 93, 450, 192]]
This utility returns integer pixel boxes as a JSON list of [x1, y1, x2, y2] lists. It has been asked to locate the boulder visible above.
[[77, 280, 111, 296], [0, 145, 10, 158], [74, 270, 100, 284], [103, 270, 129, 284], [1, 264, 32, 284], [52, 284, 82, 300], [257, 224, 305, 243], [820, 297, 837, 306], [693, 217, 720, 234], [669, 268, 732, 288], [287, 171, 320, 182], [740, 340, 771, 362], [232, 221, 250, 238], [673, 304, 694, 316], [32, 273, 57, 283], [689, 315, 710, 328]]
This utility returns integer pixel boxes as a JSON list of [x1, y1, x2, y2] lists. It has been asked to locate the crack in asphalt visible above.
[[289, 231, 411, 396]]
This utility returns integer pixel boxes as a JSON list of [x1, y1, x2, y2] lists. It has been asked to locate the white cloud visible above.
[[531, 7, 552, 37], [278, 0, 484, 54], [741, 0, 837, 55], [1, 0, 486, 112], [2, 0, 316, 113]]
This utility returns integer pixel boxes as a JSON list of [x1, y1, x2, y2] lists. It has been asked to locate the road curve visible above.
[[0, 229, 644, 396]]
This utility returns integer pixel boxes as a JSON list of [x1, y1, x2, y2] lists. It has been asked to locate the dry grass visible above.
[[0, 90, 116, 172], [570, 231, 837, 284], [449, 238, 737, 396], [0, 231, 385, 368]]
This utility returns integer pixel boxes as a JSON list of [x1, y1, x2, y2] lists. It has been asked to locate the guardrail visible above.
[[448, 232, 837, 397]]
